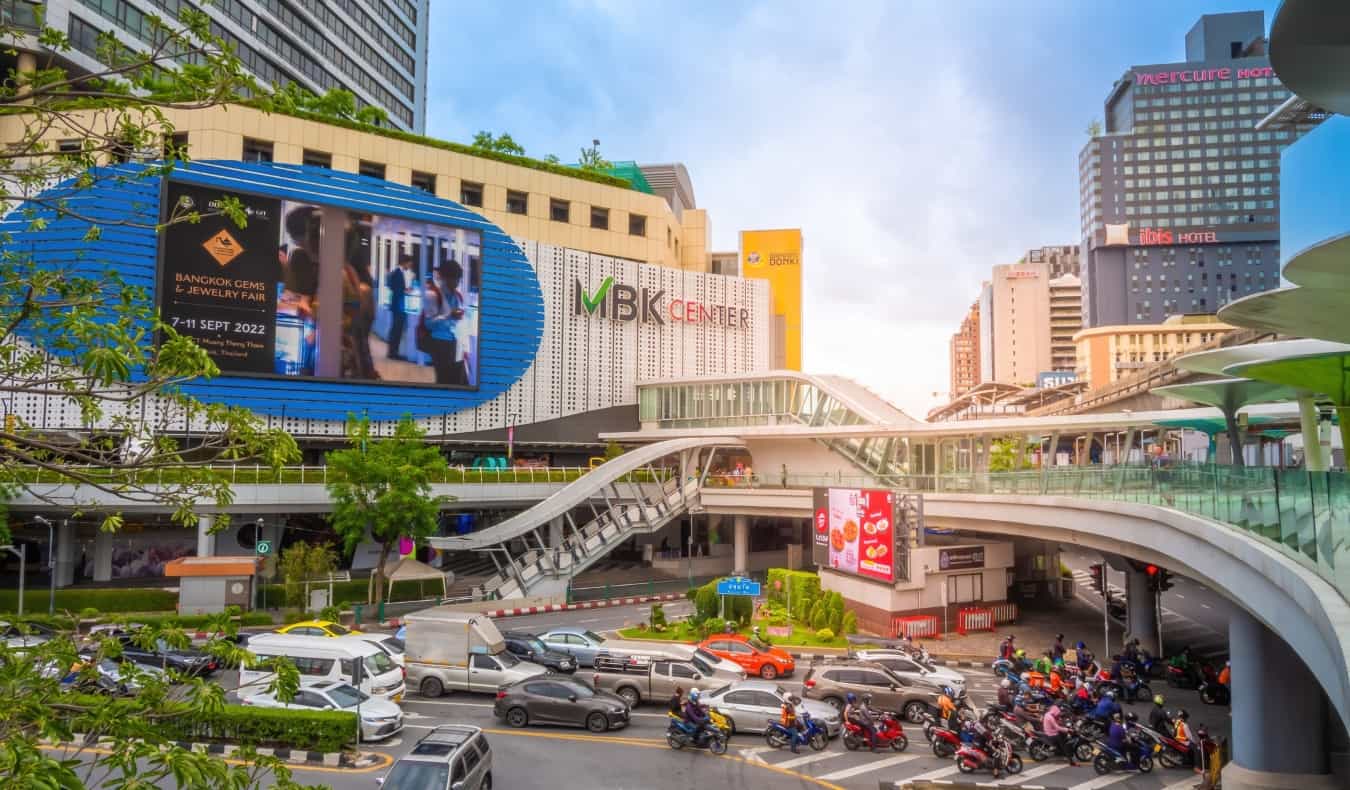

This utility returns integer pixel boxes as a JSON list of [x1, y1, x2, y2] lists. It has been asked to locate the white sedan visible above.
[[242, 680, 403, 741]]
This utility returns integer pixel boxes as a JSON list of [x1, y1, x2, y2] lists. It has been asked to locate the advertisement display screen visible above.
[[158, 181, 482, 389], [812, 487, 896, 583]]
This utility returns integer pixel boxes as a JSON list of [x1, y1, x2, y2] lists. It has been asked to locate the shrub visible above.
[[650, 603, 667, 630], [283, 610, 312, 625], [827, 592, 845, 634], [319, 605, 341, 623], [815, 628, 835, 642], [0, 587, 177, 614], [766, 568, 821, 611], [841, 611, 858, 635], [809, 601, 828, 630]]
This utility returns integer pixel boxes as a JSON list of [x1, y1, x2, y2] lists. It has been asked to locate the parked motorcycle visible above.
[[1026, 725, 1094, 764], [955, 735, 1023, 776], [1132, 723, 1192, 769], [1091, 737, 1158, 775], [842, 713, 908, 752], [765, 711, 828, 752], [924, 715, 963, 759], [667, 714, 728, 754]]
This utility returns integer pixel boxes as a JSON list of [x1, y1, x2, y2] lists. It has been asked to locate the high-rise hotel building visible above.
[[1077, 11, 1320, 328]]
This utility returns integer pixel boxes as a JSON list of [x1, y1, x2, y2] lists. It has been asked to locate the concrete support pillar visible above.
[[53, 520, 76, 588], [196, 514, 215, 558], [93, 529, 112, 583], [733, 515, 749, 575], [1045, 542, 1062, 603], [548, 516, 564, 548], [1298, 395, 1326, 471], [1224, 608, 1337, 790], [1124, 568, 1159, 656]]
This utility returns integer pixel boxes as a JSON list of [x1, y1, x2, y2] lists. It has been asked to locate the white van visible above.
[[241, 633, 406, 702]]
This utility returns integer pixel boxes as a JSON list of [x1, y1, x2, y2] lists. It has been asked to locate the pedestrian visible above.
[[385, 253, 413, 359], [780, 463, 788, 488]]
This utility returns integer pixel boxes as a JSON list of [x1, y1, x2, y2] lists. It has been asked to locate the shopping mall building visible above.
[[0, 104, 805, 579]]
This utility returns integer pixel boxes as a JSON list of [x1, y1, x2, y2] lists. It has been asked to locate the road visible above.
[[1061, 549, 1231, 661], [288, 663, 1227, 790], [488, 599, 695, 635]]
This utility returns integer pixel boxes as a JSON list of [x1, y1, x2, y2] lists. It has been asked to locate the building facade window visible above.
[[358, 160, 385, 179], [628, 213, 646, 237], [506, 190, 528, 215], [590, 206, 609, 230], [410, 170, 436, 193], [549, 198, 570, 223], [242, 138, 273, 163], [302, 149, 331, 168], [461, 181, 484, 207]]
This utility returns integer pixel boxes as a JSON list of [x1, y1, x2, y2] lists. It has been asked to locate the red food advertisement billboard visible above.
[[815, 487, 895, 583]]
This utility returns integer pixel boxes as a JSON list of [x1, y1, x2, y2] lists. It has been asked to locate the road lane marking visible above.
[[774, 751, 845, 769], [738, 745, 775, 765], [901, 764, 963, 782], [41, 744, 394, 775], [817, 753, 918, 780], [1200, 603, 1211, 609], [1174, 594, 1185, 599], [478, 727, 845, 789], [993, 762, 1070, 784], [1067, 772, 1136, 789], [1161, 778, 1203, 789]]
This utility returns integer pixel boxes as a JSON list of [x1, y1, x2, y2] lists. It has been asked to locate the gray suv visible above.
[[378, 725, 492, 790]]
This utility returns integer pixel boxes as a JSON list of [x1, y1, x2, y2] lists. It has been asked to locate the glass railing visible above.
[[723, 464, 1350, 599], [5, 465, 669, 486]]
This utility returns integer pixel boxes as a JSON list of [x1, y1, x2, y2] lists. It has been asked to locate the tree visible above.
[[268, 83, 389, 127], [577, 138, 613, 172], [325, 416, 449, 604], [0, 7, 301, 543], [0, 619, 311, 788], [278, 541, 339, 609], [1086, 119, 1103, 137], [602, 440, 625, 461], [470, 131, 525, 156], [990, 437, 1035, 472]]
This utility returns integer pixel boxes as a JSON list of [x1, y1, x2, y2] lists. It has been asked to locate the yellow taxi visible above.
[[274, 620, 362, 638]]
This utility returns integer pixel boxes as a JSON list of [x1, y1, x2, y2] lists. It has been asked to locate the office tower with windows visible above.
[[1077, 11, 1320, 328], [13, 0, 429, 133]]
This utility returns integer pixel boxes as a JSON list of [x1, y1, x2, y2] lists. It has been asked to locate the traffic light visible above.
[[1088, 563, 1104, 596], [1145, 564, 1159, 591], [1157, 569, 1174, 592]]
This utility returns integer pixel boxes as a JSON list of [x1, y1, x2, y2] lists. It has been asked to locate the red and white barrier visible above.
[[989, 602, 1019, 624], [957, 607, 994, 635], [892, 614, 940, 639], [487, 592, 683, 619]]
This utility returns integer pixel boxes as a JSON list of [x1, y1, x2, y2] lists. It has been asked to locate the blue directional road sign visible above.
[[717, 576, 761, 596]]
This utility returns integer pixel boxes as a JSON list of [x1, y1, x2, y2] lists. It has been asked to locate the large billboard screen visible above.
[[740, 229, 802, 371], [812, 487, 896, 583], [158, 181, 482, 389]]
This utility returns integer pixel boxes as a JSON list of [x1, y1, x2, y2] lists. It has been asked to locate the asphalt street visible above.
[[1061, 550, 1231, 661], [490, 599, 695, 635], [289, 663, 1229, 790]]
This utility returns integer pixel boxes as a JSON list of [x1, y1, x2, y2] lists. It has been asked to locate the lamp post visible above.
[[506, 412, 520, 462], [255, 517, 266, 610], [34, 515, 53, 615]]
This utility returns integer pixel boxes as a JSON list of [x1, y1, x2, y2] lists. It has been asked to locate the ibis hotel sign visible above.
[[573, 276, 752, 328]]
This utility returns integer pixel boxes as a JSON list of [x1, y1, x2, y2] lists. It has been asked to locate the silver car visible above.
[[378, 724, 492, 790], [242, 680, 403, 742], [538, 627, 610, 667], [851, 649, 967, 691], [700, 679, 841, 736]]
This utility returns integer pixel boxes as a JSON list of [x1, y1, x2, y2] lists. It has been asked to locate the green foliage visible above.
[[809, 601, 828, 630], [157, 702, 355, 752], [602, 440, 625, 461], [699, 618, 727, 639], [815, 628, 835, 641], [471, 130, 525, 156], [693, 584, 719, 622], [264, 83, 389, 127], [766, 568, 821, 615], [691, 578, 752, 624], [325, 416, 450, 604], [841, 610, 858, 635], [827, 591, 845, 634], [0, 587, 177, 614], [578, 139, 614, 173], [283, 610, 312, 625], [990, 437, 1035, 472], [318, 605, 341, 623], [262, 578, 440, 608], [278, 541, 339, 608], [649, 603, 667, 631]]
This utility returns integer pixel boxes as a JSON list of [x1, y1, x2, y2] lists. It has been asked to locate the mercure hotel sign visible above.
[[1134, 65, 1274, 86]]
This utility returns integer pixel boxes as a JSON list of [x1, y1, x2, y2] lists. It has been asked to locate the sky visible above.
[[425, 0, 1279, 417]]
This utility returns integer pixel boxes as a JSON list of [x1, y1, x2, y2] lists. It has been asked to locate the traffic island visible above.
[[41, 733, 371, 769]]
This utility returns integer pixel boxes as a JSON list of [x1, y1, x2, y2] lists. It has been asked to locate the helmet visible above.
[[1077, 641, 1086, 650], [1105, 691, 1116, 700], [1020, 672, 1030, 682], [1177, 709, 1190, 720], [1006, 635, 1015, 641], [862, 693, 873, 704], [1016, 649, 1026, 658], [1056, 633, 1064, 640], [845, 692, 857, 704], [788, 693, 801, 705], [942, 686, 954, 698], [1001, 678, 1011, 689], [1125, 712, 1138, 723], [1112, 711, 1123, 721], [1153, 694, 1165, 706], [688, 688, 701, 701]]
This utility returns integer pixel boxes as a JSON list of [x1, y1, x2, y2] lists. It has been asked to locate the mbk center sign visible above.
[[573, 276, 753, 328]]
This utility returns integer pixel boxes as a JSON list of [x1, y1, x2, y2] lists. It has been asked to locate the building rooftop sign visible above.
[[1134, 65, 1274, 85]]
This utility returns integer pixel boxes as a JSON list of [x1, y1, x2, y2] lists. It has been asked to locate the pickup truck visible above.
[[589, 656, 715, 707], [404, 606, 546, 697]]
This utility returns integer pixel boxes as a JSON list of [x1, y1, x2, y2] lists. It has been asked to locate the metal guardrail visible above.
[[8, 465, 668, 486]]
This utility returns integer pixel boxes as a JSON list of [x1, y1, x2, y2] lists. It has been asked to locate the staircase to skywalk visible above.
[[426, 436, 734, 601]]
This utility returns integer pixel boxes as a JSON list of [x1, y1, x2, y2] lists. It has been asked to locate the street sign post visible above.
[[255, 539, 272, 556], [716, 577, 761, 597]]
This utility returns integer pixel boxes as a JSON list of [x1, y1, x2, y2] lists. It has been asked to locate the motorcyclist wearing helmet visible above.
[[1092, 690, 1122, 724], [1011, 685, 1039, 729], [683, 688, 711, 745], [1051, 633, 1066, 662], [1070, 677, 1093, 713], [999, 634, 1016, 662], [1174, 709, 1197, 767], [937, 686, 959, 731], [1106, 711, 1138, 767], [843, 691, 877, 751], [1149, 694, 1171, 734], [1042, 702, 1078, 766], [1034, 650, 1054, 676], [1218, 660, 1231, 689], [996, 678, 1015, 711], [780, 692, 804, 753], [1076, 641, 1096, 673], [1169, 646, 1199, 687]]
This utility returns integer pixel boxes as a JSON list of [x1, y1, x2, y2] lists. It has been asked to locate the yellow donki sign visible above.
[[740, 229, 802, 370]]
